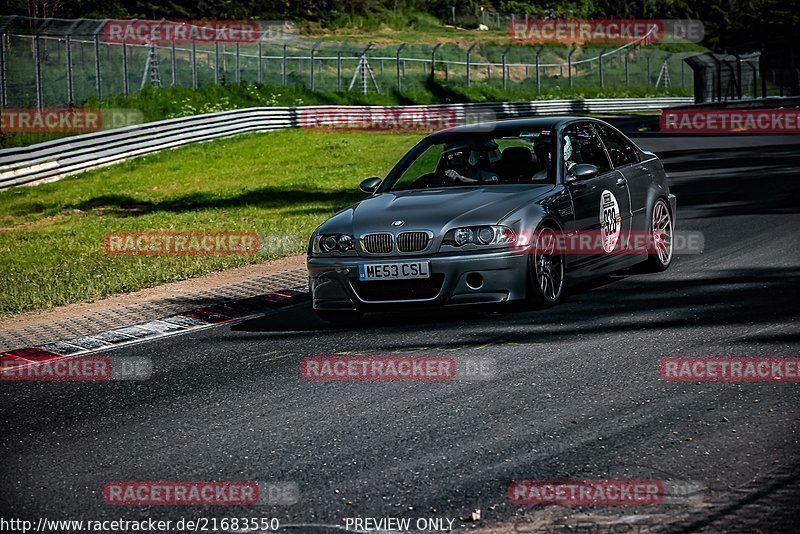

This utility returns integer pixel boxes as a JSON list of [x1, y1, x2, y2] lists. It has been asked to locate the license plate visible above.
[[358, 261, 431, 281]]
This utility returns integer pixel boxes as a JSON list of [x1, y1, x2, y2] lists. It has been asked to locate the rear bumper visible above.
[[307, 249, 529, 311]]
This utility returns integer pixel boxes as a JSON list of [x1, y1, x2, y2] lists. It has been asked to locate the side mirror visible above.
[[359, 177, 382, 194], [565, 163, 599, 183]]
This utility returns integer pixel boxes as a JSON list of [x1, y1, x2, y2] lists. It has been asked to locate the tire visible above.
[[314, 309, 363, 325], [527, 225, 565, 307], [643, 198, 674, 272]]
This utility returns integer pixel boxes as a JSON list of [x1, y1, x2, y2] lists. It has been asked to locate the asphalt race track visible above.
[[2, 132, 799, 533]]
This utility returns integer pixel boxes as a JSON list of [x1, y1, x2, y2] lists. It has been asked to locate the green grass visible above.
[[1, 78, 692, 148], [0, 128, 420, 316]]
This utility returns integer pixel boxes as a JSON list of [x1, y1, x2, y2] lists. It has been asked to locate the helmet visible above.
[[563, 135, 573, 161]]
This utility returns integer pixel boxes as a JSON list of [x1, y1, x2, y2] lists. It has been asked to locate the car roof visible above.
[[427, 116, 601, 140]]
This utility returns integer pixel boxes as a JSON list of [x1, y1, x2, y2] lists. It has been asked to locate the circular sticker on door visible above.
[[600, 190, 621, 253]]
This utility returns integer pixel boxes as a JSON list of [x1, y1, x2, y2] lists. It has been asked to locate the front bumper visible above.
[[307, 249, 529, 311]]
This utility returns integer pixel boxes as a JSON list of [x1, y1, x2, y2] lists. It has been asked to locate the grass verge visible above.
[[2, 80, 691, 148], [0, 128, 419, 316]]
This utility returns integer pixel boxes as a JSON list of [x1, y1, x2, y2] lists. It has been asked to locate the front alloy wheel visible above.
[[644, 198, 673, 272], [528, 226, 565, 307]]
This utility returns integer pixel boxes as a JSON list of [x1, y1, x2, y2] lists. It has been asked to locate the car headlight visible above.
[[312, 233, 355, 255], [443, 225, 516, 248]]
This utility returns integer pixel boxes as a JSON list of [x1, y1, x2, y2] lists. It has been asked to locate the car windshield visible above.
[[386, 131, 556, 191]]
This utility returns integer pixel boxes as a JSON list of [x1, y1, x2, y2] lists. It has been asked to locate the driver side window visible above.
[[562, 123, 612, 175], [392, 144, 443, 190]]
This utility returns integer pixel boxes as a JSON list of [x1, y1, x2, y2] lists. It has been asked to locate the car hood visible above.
[[329, 184, 555, 236]]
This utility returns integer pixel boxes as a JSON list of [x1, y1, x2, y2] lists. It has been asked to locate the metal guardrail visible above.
[[0, 97, 691, 189], [666, 95, 800, 109]]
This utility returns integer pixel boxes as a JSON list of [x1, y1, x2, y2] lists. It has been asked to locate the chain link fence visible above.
[[0, 16, 696, 109]]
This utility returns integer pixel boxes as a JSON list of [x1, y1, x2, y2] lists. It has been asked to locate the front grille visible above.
[[362, 233, 394, 254], [350, 274, 445, 302], [397, 232, 430, 253]]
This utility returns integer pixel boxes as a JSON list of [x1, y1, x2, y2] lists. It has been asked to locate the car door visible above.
[[562, 122, 632, 273], [595, 123, 649, 232]]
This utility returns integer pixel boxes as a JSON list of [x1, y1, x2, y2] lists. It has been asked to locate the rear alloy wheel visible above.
[[314, 310, 362, 325], [528, 226, 565, 307], [644, 198, 673, 272]]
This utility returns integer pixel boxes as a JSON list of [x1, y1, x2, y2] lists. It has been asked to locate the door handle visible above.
[[615, 177, 627, 187]]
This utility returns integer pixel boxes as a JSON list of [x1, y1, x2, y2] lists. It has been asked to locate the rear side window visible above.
[[596, 124, 640, 167], [562, 123, 611, 174]]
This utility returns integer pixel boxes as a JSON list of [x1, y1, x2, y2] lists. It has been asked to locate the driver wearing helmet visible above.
[[444, 141, 500, 183], [563, 135, 577, 172]]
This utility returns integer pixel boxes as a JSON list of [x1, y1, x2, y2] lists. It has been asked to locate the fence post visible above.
[[710, 54, 722, 101], [310, 40, 321, 90], [214, 43, 220, 85], [502, 46, 510, 89], [535, 46, 542, 92], [65, 34, 74, 103], [625, 52, 629, 86], [94, 33, 101, 99], [568, 45, 577, 88], [235, 42, 241, 83], [0, 33, 6, 107], [34, 34, 44, 108], [599, 49, 607, 87], [191, 42, 197, 89], [746, 59, 758, 98], [120, 41, 129, 95], [257, 39, 263, 84], [734, 53, 743, 99], [647, 51, 653, 85], [431, 43, 442, 80], [282, 43, 287, 86], [172, 40, 178, 85], [396, 43, 405, 90], [466, 43, 477, 87], [337, 44, 343, 91]]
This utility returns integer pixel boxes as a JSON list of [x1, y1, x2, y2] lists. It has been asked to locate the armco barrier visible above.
[[0, 98, 691, 189], [665, 95, 800, 110]]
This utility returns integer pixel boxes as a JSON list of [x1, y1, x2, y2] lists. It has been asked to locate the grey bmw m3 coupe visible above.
[[307, 117, 676, 323]]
